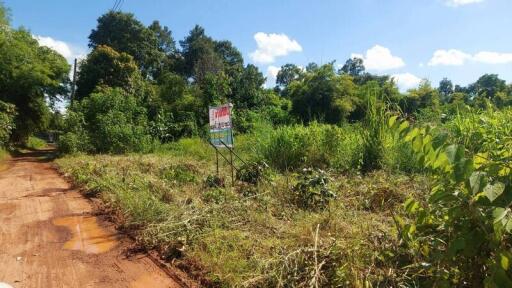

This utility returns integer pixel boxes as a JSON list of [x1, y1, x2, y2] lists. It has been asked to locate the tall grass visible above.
[[360, 92, 387, 173], [254, 123, 362, 172]]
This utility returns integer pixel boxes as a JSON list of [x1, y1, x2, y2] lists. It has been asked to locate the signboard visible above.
[[209, 103, 234, 148]]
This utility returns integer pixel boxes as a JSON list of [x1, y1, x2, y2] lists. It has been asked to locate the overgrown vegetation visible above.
[[3, 1, 512, 286]]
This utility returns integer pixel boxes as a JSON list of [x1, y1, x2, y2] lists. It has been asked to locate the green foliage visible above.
[[0, 100, 15, 147], [0, 24, 69, 143], [292, 168, 336, 210], [255, 123, 362, 172], [360, 88, 387, 173], [389, 110, 512, 286], [64, 88, 153, 154], [236, 160, 268, 184], [25, 136, 46, 150], [75, 45, 141, 100], [204, 174, 225, 188], [276, 63, 304, 88], [88, 11, 164, 77], [288, 64, 360, 124]]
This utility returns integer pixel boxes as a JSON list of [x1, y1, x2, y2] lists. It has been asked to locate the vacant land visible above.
[[56, 138, 431, 287]]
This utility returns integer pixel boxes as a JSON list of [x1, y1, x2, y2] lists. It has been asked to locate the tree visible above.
[[231, 64, 266, 109], [191, 39, 224, 85], [276, 64, 304, 88], [214, 40, 244, 79], [0, 3, 9, 27], [402, 80, 440, 114], [470, 74, 509, 107], [180, 25, 213, 77], [339, 57, 365, 76], [148, 20, 176, 55], [305, 62, 319, 72], [75, 45, 140, 101], [288, 64, 358, 124], [438, 78, 453, 103], [88, 11, 162, 77], [0, 25, 69, 143]]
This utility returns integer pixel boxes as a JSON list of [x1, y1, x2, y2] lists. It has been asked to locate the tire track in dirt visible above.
[[0, 150, 183, 288]]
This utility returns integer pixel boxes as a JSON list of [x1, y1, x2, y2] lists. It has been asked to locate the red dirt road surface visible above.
[[0, 150, 182, 288]]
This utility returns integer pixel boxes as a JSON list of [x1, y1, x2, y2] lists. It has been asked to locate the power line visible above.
[[112, 0, 124, 11], [112, 0, 123, 11]]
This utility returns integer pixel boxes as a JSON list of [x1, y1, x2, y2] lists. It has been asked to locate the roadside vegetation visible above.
[[2, 1, 512, 286]]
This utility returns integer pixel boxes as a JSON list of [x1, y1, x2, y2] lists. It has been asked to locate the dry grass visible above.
[[56, 141, 430, 287]]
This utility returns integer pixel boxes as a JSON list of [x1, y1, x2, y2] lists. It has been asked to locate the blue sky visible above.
[[4, 0, 512, 91]]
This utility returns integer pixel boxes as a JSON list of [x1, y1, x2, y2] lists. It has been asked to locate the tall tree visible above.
[[0, 26, 69, 142], [231, 64, 266, 109], [339, 57, 365, 76], [438, 78, 454, 103], [88, 11, 162, 77], [148, 20, 176, 55], [75, 45, 140, 100], [288, 64, 358, 124], [276, 64, 304, 88], [180, 25, 213, 78]]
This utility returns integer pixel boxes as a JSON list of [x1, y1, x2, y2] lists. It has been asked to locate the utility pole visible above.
[[70, 58, 77, 105]]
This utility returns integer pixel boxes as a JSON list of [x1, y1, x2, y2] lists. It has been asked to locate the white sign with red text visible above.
[[209, 104, 234, 147]]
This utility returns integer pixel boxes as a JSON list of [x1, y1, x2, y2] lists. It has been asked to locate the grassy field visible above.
[[56, 108, 512, 286], [56, 127, 430, 287]]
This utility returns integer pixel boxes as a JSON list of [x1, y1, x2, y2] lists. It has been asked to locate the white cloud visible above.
[[34, 35, 86, 63], [391, 73, 422, 92], [473, 51, 512, 64], [249, 32, 302, 64], [445, 0, 484, 7], [351, 45, 405, 71], [428, 49, 512, 66], [428, 49, 471, 66]]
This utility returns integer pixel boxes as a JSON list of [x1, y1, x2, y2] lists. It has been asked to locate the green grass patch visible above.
[[26, 136, 47, 150]]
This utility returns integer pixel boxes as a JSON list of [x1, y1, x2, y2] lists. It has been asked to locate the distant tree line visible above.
[[1, 2, 511, 152]]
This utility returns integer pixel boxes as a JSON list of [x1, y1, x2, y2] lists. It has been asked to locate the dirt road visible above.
[[0, 150, 181, 288]]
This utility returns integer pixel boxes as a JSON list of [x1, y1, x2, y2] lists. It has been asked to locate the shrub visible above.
[[65, 87, 154, 154], [390, 115, 512, 286], [236, 160, 268, 184], [292, 168, 336, 210]]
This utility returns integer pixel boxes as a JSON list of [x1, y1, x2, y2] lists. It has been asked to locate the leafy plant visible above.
[[389, 115, 512, 287], [236, 160, 268, 184], [0, 100, 15, 147], [204, 174, 225, 188], [292, 168, 336, 210]]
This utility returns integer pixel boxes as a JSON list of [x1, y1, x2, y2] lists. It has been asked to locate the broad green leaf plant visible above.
[[389, 115, 512, 287]]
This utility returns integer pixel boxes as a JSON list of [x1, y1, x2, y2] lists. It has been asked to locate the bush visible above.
[[292, 168, 336, 210], [236, 160, 269, 184], [390, 115, 512, 286], [58, 132, 91, 154], [63, 87, 155, 154]]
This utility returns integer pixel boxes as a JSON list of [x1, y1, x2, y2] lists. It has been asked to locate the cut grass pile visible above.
[[56, 141, 429, 287]]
